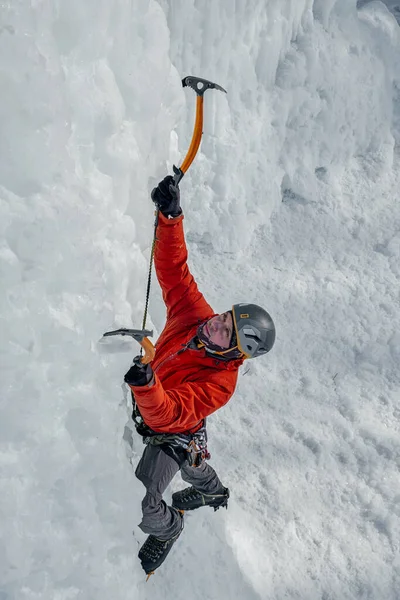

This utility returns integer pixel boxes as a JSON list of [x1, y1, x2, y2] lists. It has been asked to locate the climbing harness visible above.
[[103, 75, 226, 364], [146, 425, 210, 468], [134, 403, 211, 469]]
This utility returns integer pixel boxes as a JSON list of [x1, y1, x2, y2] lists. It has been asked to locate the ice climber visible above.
[[124, 175, 276, 576]]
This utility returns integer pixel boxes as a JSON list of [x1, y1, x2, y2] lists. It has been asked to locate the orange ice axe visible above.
[[173, 76, 227, 185]]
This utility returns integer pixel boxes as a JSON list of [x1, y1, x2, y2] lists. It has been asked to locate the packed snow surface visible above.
[[1, 1, 400, 599]]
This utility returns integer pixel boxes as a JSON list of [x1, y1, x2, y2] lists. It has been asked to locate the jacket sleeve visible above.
[[154, 212, 213, 322], [129, 372, 236, 432]]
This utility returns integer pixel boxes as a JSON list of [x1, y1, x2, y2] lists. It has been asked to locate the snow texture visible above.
[[1, 1, 399, 599]]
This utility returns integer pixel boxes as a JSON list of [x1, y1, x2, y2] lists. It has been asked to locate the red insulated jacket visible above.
[[128, 211, 245, 434]]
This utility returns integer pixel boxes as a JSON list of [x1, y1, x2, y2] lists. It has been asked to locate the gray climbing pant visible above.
[[135, 443, 223, 540]]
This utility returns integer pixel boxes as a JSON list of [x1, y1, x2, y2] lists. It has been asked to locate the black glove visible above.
[[124, 356, 154, 387], [151, 175, 181, 218]]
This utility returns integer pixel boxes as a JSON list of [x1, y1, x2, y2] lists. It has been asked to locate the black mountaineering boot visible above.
[[172, 486, 230, 512], [138, 514, 184, 576]]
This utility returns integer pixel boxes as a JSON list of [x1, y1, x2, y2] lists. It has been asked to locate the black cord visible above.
[[140, 210, 159, 355]]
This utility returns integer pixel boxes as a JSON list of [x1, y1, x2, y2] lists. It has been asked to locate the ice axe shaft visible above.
[[102, 328, 155, 364], [173, 76, 227, 185]]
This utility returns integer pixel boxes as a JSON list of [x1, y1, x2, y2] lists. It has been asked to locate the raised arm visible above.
[[151, 176, 212, 322]]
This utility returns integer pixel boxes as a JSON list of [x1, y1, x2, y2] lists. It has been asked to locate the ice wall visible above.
[[1, 1, 399, 599]]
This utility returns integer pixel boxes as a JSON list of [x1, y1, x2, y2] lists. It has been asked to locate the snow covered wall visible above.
[[1, 1, 399, 599]]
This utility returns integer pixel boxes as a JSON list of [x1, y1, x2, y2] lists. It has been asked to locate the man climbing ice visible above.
[[124, 175, 276, 576]]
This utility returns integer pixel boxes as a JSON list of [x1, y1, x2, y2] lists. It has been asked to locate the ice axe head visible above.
[[182, 75, 227, 97], [102, 328, 155, 364]]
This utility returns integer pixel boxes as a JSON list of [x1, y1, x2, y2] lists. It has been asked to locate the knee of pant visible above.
[[144, 488, 165, 505], [142, 494, 166, 515]]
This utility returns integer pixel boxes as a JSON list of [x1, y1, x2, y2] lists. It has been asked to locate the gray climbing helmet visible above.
[[232, 303, 276, 358]]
